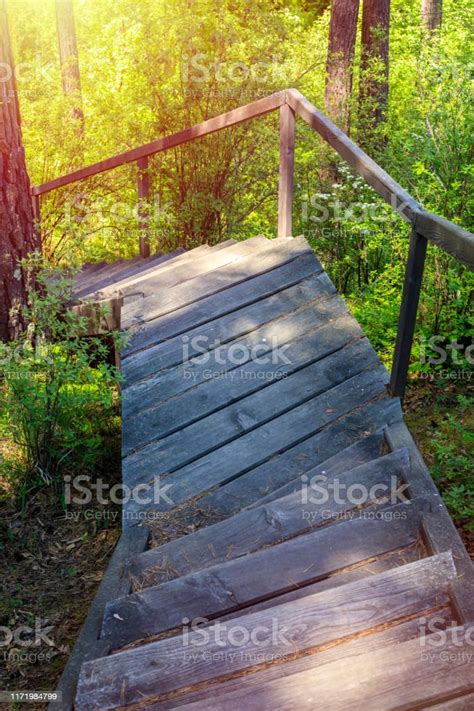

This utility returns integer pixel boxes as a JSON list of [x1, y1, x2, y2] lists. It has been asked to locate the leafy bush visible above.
[[0, 257, 123, 506], [430, 394, 474, 532]]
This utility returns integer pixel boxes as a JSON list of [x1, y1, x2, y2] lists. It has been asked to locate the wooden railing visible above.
[[31, 89, 474, 398]]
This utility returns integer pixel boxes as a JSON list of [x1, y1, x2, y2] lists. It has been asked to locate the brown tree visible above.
[[359, 0, 391, 143], [325, 0, 360, 133], [421, 0, 442, 31], [55, 0, 84, 129], [0, 0, 40, 341]]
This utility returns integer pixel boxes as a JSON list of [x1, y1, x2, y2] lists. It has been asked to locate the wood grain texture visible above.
[[121, 311, 364, 454], [120, 237, 315, 329], [176, 625, 474, 711], [104, 498, 422, 648], [120, 252, 322, 366], [191, 397, 402, 519], [75, 552, 456, 709], [122, 345, 383, 498], [128, 447, 408, 586]]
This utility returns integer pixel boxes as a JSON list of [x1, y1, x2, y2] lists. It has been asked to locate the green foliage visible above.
[[5, 0, 473, 528], [0, 257, 122, 506], [430, 395, 474, 531]]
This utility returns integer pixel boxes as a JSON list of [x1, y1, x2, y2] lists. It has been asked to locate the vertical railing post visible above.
[[389, 230, 428, 398], [32, 193, 41, 238], [278, 103, 295, 238], [137, 156, 150, 258]]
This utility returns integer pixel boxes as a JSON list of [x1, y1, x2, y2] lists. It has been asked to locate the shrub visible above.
[[0, 256, 123, 506]]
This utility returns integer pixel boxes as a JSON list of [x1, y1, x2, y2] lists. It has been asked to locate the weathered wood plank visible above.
[[176, 625, 474, 710], [415, 209, 474, 271], [122, 312, 363, 454], [277, 103, 295, 238], [105, 498, 421, 648], [120, 252, 321, 368], [122, 339, 379, 491], [122, 277, 337, 391], [34, 92, 285, 196], [122, 268, 333, 361], [122, 366, 390, 526], [215, 542, 426, 624], [73, 252, 180, 299], [191, 397, 402, 520], [147, 601, 447, 709], [127, 448, 409, 587], [75, 552, 456, 708], [121, 237, 315, 328], [96, 236, 269, 301], [248, 428, 386, 507]]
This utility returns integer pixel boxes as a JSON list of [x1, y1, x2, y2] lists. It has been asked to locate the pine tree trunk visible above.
[[0, 0, 40, 341], [359, 0, 391, 144], [55, 0, 84, 129], [325, 0, 360, 133], [421, 0, 442, 31]]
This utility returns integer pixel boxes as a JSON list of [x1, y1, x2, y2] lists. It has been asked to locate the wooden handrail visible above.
[[31, 92, 286, 197], [31, 88, 474, 398]]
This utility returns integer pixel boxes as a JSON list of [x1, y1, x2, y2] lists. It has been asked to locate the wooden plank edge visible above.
[[385, 420, 474, 623]]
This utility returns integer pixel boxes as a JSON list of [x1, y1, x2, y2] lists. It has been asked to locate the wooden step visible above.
[[75, 551, 456, 709], [127, 447, 409, 587], [121, 311, 364, 455], [120, 251, 320, 373], [104, 498, 422, 648], [97, 236, 268, 303], [189, 397, 402, 523], [173, 623, 474, 710], [247, 428, 387, 507], [121, 236, 315, 328], [122, 267, 334, 361], [122, 344, 383, 495], [121, 273, 334, 388]]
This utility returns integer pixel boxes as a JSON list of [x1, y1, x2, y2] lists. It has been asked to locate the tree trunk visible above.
[[0, 0, 40, 341], [55, 0, 84, 129], [359, 0, 391, 144], [325, 0, 360, 133], [421, 0, 442, 31]]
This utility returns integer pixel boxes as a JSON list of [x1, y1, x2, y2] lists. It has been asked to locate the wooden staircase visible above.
[[51, 236, 474, 710]]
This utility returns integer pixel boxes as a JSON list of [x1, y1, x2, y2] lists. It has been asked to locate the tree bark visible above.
[[325, 0, 360, 133], [421, 0, 442, 31], [0, 0, 40, 341], [359, 0, 391, 143], [55, 0, 84, 129]]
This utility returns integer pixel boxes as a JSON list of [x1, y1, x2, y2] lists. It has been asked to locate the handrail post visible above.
[[278, 103, 295, 238], [389, 230, 428, 398], [137, 156, 150, 258], [32, 193, 41, 236]]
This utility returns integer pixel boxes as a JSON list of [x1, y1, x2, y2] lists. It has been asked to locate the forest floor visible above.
[[0, 380, 471, 705]]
